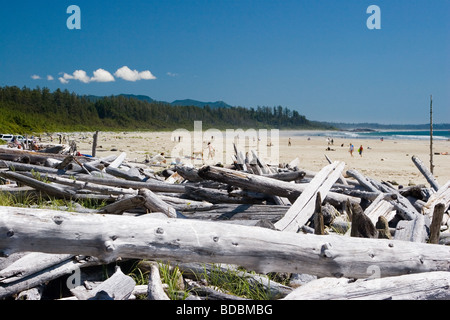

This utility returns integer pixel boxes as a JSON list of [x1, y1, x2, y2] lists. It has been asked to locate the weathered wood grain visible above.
[[0, 206, 448, 279], [283, 271, 450, 300]]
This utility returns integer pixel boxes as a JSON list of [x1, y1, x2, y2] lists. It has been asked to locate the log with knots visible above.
[[0, 145, 449, 300]]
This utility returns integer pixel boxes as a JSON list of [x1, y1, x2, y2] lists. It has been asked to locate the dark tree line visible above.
[[0, 86, 332, 133]]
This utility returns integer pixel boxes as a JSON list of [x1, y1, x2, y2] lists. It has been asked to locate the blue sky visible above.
[[0, 0, 448, 124]]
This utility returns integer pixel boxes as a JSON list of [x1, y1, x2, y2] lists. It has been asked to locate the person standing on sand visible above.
[[288, 138, 291, 146], [207, 142, 215, 160], [358, 145, 363, 157], [349, 143, 354, 157]]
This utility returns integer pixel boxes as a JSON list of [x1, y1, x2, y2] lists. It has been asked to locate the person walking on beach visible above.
[[206, 142, 215, 160], [358, 145, 363, 157], [349, 143, 354, 157], [288, 138, 291, 146]]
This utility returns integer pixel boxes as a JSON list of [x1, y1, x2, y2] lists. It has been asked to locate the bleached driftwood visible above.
[[0, 160, 70, 175], [105, 166, 145, 182], [263, 170, 306, 182], [364, 193, 396, 225], [248, 150, 291, 206], [184, 278, 248, 300], [412, 155, 440, 191], [324, 154, 348, 185], [0, 252, 73, 284], [429, 203, 445, 244], [0, 254, 98, 299], [175, 165, 204, 182], [139, 189, 179, 218], [182, 203, 288, 221], [184, 185, 266, 205], [0, 171, 75, 198], [108, 152, 127, 168], [158, 195, 214, 212], [70, 266, 135, 300], [346, 169, 379, 193], [283, 271, 450, 300], [39, 173, 137, 196], [274, 161, 345, 232], [73, 174, 186, 193], [394, 214, 428, 243], [346, 169, 419, 220], [0, 206, 448, 279], [97, 195, 146, 215], [16, 286, 44, 300], [198, 165, 360, 206], [145, 261, 170, 300], [422, 181, 450, 219]]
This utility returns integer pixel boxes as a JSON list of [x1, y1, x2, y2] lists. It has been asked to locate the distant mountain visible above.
[[85, 94, 155, 103], [119, 94, 155, 103], [85, 94, 233, 109], [170, 99, 233, 109]]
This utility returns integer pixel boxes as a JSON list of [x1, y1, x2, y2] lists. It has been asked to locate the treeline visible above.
[[0, 86, 333, 134]]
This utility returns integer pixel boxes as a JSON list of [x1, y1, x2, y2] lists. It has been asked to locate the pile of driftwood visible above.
[[0, 145, 449, 300]]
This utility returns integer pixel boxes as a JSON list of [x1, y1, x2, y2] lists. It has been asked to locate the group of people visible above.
[[349, 143, 363, 157], [288, 137, 365, 157], [8, 136, 40, 151]]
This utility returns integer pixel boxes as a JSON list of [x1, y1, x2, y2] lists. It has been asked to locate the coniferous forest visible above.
[[0, 86, 333, 134]]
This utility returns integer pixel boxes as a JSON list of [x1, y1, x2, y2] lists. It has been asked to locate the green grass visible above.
[[127, 260, 279, 300], [0, 189, 106, 211]]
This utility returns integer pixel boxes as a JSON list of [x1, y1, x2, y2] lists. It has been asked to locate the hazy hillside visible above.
[[171, 99, 233, 109]]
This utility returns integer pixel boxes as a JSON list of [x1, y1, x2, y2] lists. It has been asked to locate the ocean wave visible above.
[[281, 130, 450, 141], [390, 134, 448, 141]]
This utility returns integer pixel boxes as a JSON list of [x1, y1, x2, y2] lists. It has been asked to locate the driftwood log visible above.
[[283, 271, 450, 300], [70, 266, 135, 300], [422, 181, 450, 219], [0, 206, 448, 279], [145, 262, 170, 300], [412, 155, 440, 191], [198, 165, 360, 206], [274, 161, 345, 232], [0, 253, 99, 299]]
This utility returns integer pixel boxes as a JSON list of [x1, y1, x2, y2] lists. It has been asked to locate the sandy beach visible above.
[[71, 130, 450, 188]]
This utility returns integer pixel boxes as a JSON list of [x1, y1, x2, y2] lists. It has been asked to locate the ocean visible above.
[[281, 130, 450, 141]]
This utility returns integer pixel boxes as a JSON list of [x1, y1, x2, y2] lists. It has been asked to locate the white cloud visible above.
[[47, 75, 54, 81], [58, 77, 69, 84], [167, 72, 179, 77], [59, 72, 74, 84], [58, 69, 115, 84], [114, 66, 156, 81], [73, 70, 91, 83], [31, 74, 41, 80], [91, 68, 115, 82], [56, 66, 155, 84]]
